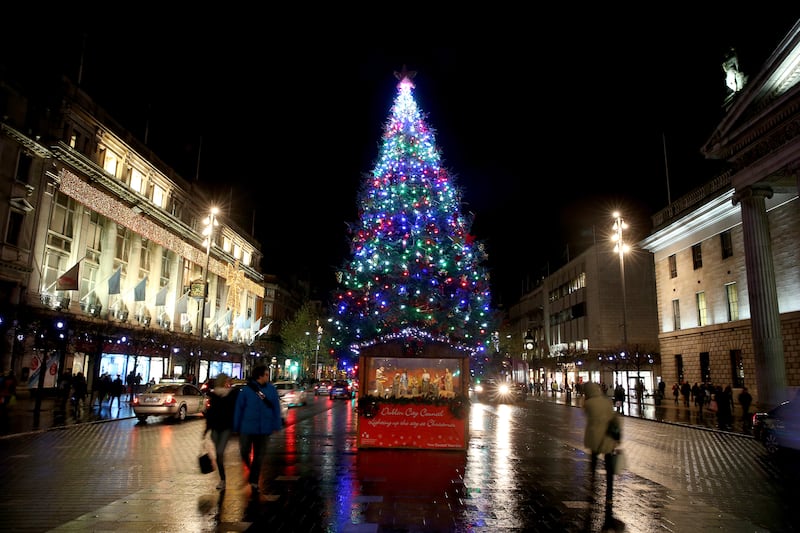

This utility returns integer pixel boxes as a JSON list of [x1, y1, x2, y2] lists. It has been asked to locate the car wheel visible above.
[[764, 430, 780, 455], [176, 405, 187, 422]]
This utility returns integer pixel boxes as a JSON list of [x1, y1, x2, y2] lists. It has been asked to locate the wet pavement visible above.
[[1, 390, 792, 532], [0, 388, 758, 438]]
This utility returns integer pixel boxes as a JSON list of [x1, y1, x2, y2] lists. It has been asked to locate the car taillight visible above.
[[163, 395, 177, 406], [132, 397, 140, 406]]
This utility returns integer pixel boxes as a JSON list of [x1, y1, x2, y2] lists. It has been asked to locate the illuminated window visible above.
[[130, 168, 144, 194], [152, 184, 165, 208], [223, 236, 232, 253], [725, 282, 739, 321], [242, 250, 251, 266], [696, 291, 707, 326], [672, 299, 681, 330], [233, 244, 242, 259], [103, 149, 119, 177]]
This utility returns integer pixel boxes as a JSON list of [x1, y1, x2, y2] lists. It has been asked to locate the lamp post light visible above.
[[611, 211, 629, 349], [315, 322, 323, 382], [523, 330, 534, 389], [198, 207, 219, 345]]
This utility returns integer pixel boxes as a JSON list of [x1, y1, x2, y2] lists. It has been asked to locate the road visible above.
[[0, 395, 796, 532]]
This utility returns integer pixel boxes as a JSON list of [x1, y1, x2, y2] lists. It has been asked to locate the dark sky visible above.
[[4, 10, 799, 309]]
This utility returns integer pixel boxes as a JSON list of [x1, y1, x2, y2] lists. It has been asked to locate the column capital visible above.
[[732, 183, 774, 206]]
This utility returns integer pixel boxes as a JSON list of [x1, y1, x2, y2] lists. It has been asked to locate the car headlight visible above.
[[474, 385, 484, 393], [498, 384, 510, 394]]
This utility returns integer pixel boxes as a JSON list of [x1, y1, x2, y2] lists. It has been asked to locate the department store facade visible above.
[[0, 75, 267, 391]]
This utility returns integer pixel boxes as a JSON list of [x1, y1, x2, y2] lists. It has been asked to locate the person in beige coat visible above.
[[583, 381, 621, 514]]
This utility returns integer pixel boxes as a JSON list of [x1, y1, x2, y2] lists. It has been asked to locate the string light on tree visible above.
[[330, 67, 496, 363]]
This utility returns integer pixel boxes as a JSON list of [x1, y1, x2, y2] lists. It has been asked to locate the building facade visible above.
[[0, 74, 267, 392], [506, 241, 660, 396], [641, 20, 800, 408]]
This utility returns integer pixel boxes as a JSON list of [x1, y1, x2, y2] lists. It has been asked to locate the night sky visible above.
[[3, 9, 799, 309]]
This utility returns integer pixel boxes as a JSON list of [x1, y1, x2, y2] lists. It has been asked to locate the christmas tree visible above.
[[331, 66, 496, 362]]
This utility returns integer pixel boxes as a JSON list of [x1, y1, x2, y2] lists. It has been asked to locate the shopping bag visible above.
[[611, 448, 627, 475], [199, 452, 214, 474], [198, 435, 215, 474], [606, 414, 622, 441]]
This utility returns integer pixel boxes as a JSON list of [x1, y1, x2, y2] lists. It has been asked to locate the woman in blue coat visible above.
[[233, 365, 282, 495]]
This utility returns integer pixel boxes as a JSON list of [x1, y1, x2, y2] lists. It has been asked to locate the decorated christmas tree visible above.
[[331, 67, 496, 363]]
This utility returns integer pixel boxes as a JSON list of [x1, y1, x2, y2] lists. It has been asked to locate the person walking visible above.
[[738, 386, 753, 433], [109, 374, 124, 409], [71, 372, 88, 416], [680, 381, 691, 407], [613, 382, 625, 414], [205, 373, 238, 490], [583, 381, 622, 524], [714, 385, 733, 430], [233, 365, 282, 497], [672, 383, 680, 405]]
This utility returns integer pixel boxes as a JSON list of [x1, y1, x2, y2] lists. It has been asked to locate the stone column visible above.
[[733, 184, 787, 408]]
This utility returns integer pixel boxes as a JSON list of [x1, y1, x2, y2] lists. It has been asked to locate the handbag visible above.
[[708, 399, 718, 412], [198, 436, 214, 474], [607, 414, 622, 441], [611, 448, 627, 475]]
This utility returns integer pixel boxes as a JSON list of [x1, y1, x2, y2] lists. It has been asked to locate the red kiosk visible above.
[[356, 335, 470, 451]]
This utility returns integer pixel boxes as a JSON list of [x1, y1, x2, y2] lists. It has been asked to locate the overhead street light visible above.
[[198, 207, 219, 343]]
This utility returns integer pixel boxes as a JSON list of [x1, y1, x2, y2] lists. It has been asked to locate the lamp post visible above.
[[611, 211, 629, 349], [198, 207, 219, 345], [612, 211, 630, 403], [523, 330, 534, 391], [315, 322, 323, 382]]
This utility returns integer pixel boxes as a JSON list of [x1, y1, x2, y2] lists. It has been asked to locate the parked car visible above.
[[473, 379, 527, 404], [315, 380, 333, 396], [329, 380, 353, 400], [273, 380, 308, 407], [752, 393, 800, 455], [132, 382, 206, 423]]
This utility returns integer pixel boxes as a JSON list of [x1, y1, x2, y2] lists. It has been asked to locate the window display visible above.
[[356, 343, 470, 450], [363, 357, 461, 399]]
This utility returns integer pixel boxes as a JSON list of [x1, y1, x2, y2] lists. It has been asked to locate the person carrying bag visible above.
[[583, 382, 623, 526]]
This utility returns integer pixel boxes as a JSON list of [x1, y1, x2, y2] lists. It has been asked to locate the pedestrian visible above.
[[206, 373, 238, 490], [583, 381, 622, 524], [0, 370, 18, 434], [672, 382, 680, 405], [714, 385, 733, 430], [71, 372, 88, 415], [738, 386, 753, 433], [109, 374, 124, 409], [657, 379, 666, 400], [233, 365, 282, 496], [93, 373, 110, 407], [681, 381, 691, 407], [613, 382, 625, 414]]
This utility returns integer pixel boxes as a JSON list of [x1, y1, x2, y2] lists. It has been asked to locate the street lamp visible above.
[[611, 211, 629, 348], [315, 322, 323, 381], [198, 207, 219, 342], [523, 330, 534, 388]]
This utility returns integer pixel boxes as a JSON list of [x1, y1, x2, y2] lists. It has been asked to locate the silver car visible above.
[[133, 382, 206, 423]]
